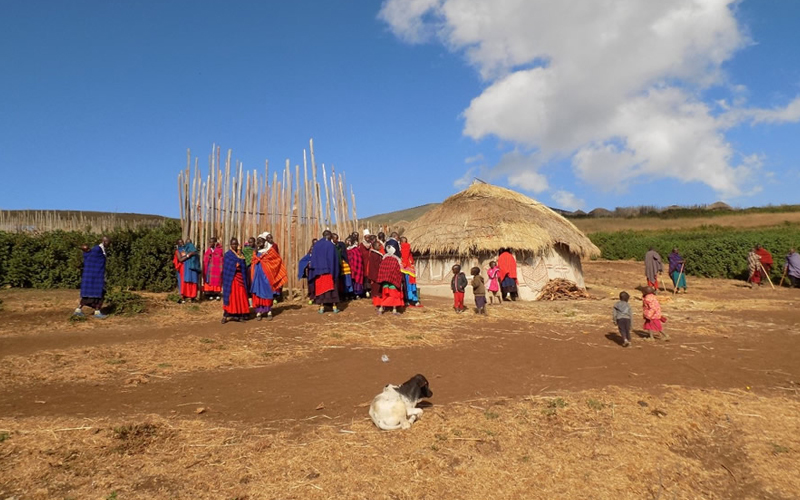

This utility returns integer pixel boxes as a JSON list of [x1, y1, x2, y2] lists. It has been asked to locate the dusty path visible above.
[[1, 316, 796, 425]]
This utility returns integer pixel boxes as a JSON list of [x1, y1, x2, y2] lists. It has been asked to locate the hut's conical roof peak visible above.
[[403, 182, 600, 257]]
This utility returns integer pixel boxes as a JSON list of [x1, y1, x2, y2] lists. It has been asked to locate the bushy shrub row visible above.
[[589, 224, 800, 280], [0, 221, 181, 292]]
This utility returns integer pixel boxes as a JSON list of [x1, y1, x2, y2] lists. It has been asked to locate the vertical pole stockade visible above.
[[177, 140, 360, 299]]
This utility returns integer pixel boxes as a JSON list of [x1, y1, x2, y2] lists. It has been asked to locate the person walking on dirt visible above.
[[755, 245, 773, 283], [642, 286, 668, 341], [668, 248, 687, 293], [73, 236, 110, 319], [612, 291, 632, 347], [747, 248, 762, 287], [644, 247, 663, 291], [784, 248, 800, 288]]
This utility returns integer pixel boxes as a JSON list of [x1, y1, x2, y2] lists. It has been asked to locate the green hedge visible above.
[[0, 220, 181, 292], [589, 224, 800, 280]]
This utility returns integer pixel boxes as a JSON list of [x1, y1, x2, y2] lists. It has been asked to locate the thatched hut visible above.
[[403, 182, 600, 300]]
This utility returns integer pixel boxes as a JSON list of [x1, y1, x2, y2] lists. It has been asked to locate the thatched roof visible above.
[[404, 182, 600, 258]]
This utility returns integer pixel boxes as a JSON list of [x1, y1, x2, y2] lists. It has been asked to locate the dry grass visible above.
[[0, 297, 485, 386], [1, 387, 798, 499], [404, 182, 600, 258], [0, 334, 306, 386], [573, 211, 800, 234]]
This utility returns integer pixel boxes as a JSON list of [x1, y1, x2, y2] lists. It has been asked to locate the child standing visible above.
[[470, 267, 486, 314], [642, 286, 669, 341], [486, 261, 501, 305], [451, 265, 467, 313], [612, 291, 632, 347]]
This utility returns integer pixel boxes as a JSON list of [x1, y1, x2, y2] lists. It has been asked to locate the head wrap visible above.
[[258, 231, 271, 241], [363, 229, 370, 236]]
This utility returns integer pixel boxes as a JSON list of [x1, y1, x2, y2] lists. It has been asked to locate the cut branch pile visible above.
[[536, 279, 591, 301]]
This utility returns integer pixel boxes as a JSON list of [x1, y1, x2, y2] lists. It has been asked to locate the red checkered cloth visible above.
[[377, 256, 403, 289]]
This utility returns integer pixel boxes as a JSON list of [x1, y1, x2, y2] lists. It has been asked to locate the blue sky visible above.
[[1, 1, 799, 217]]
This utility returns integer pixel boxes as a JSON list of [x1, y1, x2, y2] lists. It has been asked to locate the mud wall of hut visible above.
[[413, 245, 585, 301]]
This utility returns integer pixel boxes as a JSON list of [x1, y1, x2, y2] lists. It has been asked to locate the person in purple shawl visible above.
[[73, 236, 111, 319], [668, 247, 687, 293], [308, 230, 340, 314]]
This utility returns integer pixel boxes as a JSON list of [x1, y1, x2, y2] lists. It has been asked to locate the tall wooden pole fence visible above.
[[178, 140, 362, 298]]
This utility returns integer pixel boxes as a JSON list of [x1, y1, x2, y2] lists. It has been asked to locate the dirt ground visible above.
[[1, 260, 799, 499]]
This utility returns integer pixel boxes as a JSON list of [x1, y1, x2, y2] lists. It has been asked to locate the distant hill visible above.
[[361, 203, 440, 225]]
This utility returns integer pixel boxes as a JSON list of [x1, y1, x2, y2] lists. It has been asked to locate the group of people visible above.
[[643, 246, 687, 294], [298, 229, 421, 315], [173, 233, 288, 323], [747, 245, 800, 288], [72, 232, 800, 331], [645, 244, 800, 293], [614, 243, 800, 349], [448, 249, 519, 314]]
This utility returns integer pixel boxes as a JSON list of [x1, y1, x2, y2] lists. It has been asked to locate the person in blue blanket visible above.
[[73, 236, 111, 319], [308, 230, 340, 314]]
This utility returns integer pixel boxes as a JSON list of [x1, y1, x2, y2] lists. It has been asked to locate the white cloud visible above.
[[464, 153, 485, 164], [380, 0, 800, 198], [453, 166, 479, 188], [552, 190, 585, 211], [493, 150, 549, 193]]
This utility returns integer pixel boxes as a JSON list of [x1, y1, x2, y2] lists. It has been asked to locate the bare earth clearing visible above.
[[1, 261, 799, 499]]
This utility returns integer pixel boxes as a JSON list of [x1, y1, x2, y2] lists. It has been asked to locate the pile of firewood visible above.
[[536, 279, 591, 301]]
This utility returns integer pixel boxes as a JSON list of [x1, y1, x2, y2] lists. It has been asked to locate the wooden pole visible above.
[[779, 267, 788, 287], [759, 262, 775, 290], [673, 263, 684, 295]]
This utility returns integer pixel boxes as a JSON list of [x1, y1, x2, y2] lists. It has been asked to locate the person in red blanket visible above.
[[755, 244, 773, 283], [377, 245, 405, 315], [203, 236, 224, 300], [498, 248, 518, 301], [346, 236, 365, 299]]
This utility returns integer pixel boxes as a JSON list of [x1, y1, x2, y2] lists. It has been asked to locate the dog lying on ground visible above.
[[369, 374, 433, 430]]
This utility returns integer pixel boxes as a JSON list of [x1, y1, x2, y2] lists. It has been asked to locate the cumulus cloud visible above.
[[552, 190, 585, 212], [380, 0, 800, 199]]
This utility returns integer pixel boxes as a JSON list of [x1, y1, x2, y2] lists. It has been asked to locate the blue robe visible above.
[[182, 242, 201, 284], [222, 250, 249, 307], [308, 239, 339, 282], [297, 253, 312, 280], [80, 245, 106, 299], [250, 259, 274, 300]]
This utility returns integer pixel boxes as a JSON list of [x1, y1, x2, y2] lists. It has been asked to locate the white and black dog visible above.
[[369, 374, 433, 430]]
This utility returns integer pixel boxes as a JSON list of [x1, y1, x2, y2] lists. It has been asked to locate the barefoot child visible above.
[[470, 267, 486, 314], [612, 291, 632, 347], [642, 286, 669, 341], [451, 265, 467, 313], [486, 261, 501, 305]]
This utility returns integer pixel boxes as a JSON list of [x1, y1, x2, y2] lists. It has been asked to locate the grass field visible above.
[[571, 211, 800, 234]]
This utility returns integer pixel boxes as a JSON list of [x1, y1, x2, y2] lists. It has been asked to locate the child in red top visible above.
[[642, 286, 669, 341]]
